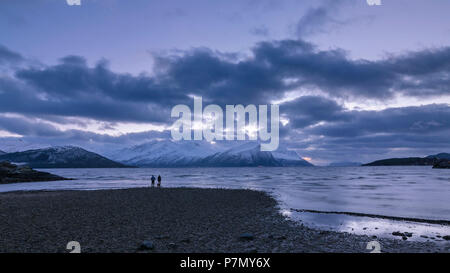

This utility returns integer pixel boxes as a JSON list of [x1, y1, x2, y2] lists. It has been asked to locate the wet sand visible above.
[[0, 187, 448, 253]]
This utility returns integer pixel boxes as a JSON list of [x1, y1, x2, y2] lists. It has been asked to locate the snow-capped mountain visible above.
[[197, 142, 279, 167], [0, 146, 129, 168], [197, 142, 313, 167], [107, 140, 313, 167], [105, 140, 223, 167], [271, 146, 314, 167]]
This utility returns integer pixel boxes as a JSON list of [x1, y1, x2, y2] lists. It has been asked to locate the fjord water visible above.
[[1, 166, 449, 240]]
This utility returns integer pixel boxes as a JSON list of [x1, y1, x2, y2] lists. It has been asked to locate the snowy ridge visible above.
[[106, 140, 222, 167], [108, 140, 313, 167]]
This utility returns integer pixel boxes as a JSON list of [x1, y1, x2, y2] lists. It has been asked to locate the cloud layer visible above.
[[0, 38, 449, 163]]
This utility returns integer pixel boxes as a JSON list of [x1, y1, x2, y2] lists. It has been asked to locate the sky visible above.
[[0, 0, 450, 165]]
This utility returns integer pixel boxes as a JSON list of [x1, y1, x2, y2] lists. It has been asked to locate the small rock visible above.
[[363, 227, 367, 230], [139, 240, 154, 250], [239, 233, 255, 241], [420, 235, 428, 239], [404, 232, 413, 237], [443, 235, 450, 240], [371, 236, 377, 239], [168, 243, 177, 249], [392, 231, 404, 237], [402, 236, 408, 241]]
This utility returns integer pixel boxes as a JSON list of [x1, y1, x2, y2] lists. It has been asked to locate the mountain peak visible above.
[[0, 146, 129, 168]]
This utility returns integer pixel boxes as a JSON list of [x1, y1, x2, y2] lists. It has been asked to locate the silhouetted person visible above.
[[151, 175, 156, 187], [157, 175, 162, 187]]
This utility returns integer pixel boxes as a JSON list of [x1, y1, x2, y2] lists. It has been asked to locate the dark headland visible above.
[[0, 187, 447, 253], [363, 153, 450, 168], [0, 161, 71, 184]]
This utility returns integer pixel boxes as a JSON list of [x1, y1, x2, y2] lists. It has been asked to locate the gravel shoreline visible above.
[[0, 187, 448, 253]]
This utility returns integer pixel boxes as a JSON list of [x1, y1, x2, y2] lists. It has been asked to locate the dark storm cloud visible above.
[[3, 39, 450, 126], [1, 40, 450, 162], [0, 44, 23, 64], [156, 47, 286, 105], [157, 39, 450, 103], [0, 115, 62, 137], [0, 54, 193, 124], [306, 104, 450, 138], [252, 40, 394, 99], [279, 102, 450, 163], [0, 76, 171, 124], [387, 48, 450, 97], [281, 96, 349, 128], [322, 132, 450, 150], [15, 55, 187, 105]]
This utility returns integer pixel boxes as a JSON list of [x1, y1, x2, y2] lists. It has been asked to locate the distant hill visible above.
[[363, 153, 450, 166], [328, 162, 362, 167], [0, 146, 130, 168]]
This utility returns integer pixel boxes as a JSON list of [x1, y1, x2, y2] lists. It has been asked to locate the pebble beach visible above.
[[0, 187, 448, 253]]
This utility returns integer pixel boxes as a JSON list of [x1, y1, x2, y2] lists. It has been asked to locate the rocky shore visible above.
[[0, 187, 448, 253], [433, 160, 450, 169], [0, 161, 71, 184]]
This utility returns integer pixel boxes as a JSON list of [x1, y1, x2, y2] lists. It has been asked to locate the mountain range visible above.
[[0, 140, 313, 168], [105, 140, 313, 167], [1, 139, 448, 168]]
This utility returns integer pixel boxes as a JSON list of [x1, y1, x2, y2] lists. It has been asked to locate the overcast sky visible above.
[[1, 0, 449, 164]]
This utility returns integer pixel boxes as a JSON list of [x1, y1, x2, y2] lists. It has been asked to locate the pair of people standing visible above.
[[151, 175, 161, 187]]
